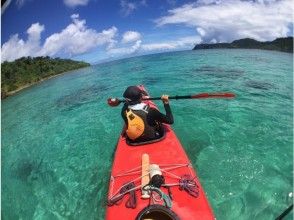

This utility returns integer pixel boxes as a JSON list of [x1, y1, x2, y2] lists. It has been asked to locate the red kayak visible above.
[[106, 85, 215, 220]]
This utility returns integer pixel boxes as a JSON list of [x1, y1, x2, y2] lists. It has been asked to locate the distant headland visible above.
[[1, 56, 90, 99], [193, 37, 293, 53]]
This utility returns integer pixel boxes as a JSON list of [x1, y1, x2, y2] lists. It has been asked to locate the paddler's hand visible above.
[[161, 95, 169, 104]]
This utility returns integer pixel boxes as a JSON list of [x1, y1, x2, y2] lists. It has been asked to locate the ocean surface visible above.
[[1, 49, 293, 220]]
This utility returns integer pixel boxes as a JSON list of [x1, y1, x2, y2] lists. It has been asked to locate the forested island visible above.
[[193, 37, 293, 53], [1, 56, 90, 99]]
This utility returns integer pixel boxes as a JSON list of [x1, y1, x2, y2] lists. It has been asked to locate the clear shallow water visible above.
[[1, 49, 293, 220]]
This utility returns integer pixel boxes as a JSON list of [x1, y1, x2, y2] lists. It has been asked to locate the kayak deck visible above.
[[106, 86, 215, 220]]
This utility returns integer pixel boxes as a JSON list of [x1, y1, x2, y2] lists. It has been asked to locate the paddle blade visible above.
[[107, 98, 122, 107], [191, 93, 235, 99]]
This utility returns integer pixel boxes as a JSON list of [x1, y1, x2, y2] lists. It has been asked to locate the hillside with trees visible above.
[[1, 56, 90, 99], [193, 37, 293, 53]]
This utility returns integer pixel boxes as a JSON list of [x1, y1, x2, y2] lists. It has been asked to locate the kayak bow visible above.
[[106, 85, 215, 220]]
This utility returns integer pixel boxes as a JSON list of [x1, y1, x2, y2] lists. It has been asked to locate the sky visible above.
[[1, 0, 293, 64]]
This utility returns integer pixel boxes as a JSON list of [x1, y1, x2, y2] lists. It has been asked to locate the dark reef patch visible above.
[[56, 84, 111, 110], [142, 76, 161, 86], [245, 80, 273, 90], [12, 158, 43, 182], [130, 65, 147, 72]]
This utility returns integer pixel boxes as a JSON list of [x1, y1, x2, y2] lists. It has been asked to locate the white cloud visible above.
[[27, 23, 45, 41], [108, 34, 201, 56], [1, 0, 12, 14], [41, 14, 118, 56], [155, 0, 294, 42], [210, 38, 217, 44], [16, 0, 24, 8], [1, 14, 118, 62], [122, 31, 141, 43], [120, 0, 147, 16], [254, 0, 281, 4], [195, 0, 221, 6], [108, 40, 142, 55], [141, 43, 176, 51], [120, 0, 137, 16], [175, 36, 202, 47], [14, 0, 36, 9], [63, 0, 89, 7], [196, 27, 206, 37], [15, 0, 32, 9], [71, 14, 79, 19], [141, 36, 202, 52], [1, 23, 45, 62]]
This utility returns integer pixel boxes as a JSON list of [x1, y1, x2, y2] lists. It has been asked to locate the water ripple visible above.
[[191, 65, 245, 79]]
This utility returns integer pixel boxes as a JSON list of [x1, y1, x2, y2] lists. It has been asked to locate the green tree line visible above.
[[1, 56, 90, 99], [193, 37, 293, 53]]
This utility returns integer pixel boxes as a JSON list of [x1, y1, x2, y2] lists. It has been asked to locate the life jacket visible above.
[[125, 103, 157, 141]]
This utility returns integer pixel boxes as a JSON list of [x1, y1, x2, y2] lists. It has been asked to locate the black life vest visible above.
[[125, 105, 157, 141]]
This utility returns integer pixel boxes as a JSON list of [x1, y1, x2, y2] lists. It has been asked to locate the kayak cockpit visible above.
[[126, 125, 166, 146], [136, 204, 180, 220]]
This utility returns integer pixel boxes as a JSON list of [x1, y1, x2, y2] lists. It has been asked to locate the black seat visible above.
[[126, 125, 166, 146]]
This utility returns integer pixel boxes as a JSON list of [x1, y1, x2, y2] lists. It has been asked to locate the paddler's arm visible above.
[[148, 95, 174, 124], [161, 95, 174, 124], [162, 103, 174, 124]]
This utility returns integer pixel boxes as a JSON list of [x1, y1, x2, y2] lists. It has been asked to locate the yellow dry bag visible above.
[[126, 109, 145, 140]]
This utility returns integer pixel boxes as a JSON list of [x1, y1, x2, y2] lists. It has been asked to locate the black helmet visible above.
[[123, 86, 142, 102]]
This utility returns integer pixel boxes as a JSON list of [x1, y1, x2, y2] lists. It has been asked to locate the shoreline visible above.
[[3, 66, 90, 100]]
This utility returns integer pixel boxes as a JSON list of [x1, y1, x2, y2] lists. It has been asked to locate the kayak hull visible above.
[[106, 85, 215, 220]]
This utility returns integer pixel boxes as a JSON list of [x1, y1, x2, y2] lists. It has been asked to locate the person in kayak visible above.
[[121, 86, 174, 143]]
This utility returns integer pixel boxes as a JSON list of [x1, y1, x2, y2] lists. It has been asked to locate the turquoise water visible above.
[[1, 49, 293, 220]]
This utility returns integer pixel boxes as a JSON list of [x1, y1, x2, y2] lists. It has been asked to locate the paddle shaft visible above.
[[107, 92, 235, 106], [142, 95, 191, 101], [275, 204, 293, 220], [142, 93, 235, 101]]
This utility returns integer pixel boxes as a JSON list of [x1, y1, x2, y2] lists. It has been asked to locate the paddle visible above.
[[275, 204, 293, 220], [107, 92, 235, 107]]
